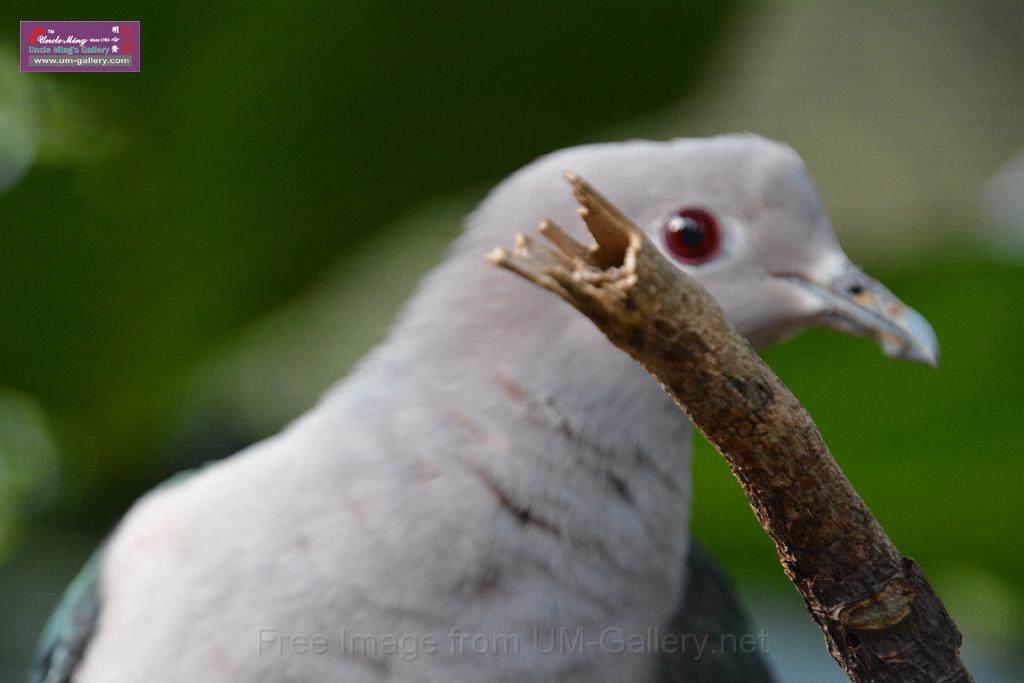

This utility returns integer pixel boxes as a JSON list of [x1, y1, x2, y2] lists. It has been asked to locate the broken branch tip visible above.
[[484, 247, 509, 265]]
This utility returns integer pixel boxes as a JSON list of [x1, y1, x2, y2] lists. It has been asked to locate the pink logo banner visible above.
[[21, 21, 140, 72]]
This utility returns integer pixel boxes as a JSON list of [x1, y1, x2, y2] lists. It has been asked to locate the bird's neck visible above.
[[339, 237, 693, 475], [305, 240, 695, 634], [324, 241, 694, 532]]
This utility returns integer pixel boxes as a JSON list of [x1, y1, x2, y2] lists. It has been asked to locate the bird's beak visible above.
[[780, 265, 940, 367]]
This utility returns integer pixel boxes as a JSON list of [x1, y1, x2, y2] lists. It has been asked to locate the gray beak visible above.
[[782, 266, 940, 367]]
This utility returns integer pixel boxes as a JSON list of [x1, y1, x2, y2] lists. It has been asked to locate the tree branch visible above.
[[487, 172, 973, 683]]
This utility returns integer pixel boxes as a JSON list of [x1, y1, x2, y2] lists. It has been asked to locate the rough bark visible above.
[[487, 173, 973, 683]]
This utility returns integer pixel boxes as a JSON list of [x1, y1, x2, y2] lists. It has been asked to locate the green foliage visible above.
[[0, 391, 59, 560], [0, 0, 740, 522]]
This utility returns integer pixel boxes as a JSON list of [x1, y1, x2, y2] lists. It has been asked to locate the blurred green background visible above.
[[1, 1, 1022, 681]]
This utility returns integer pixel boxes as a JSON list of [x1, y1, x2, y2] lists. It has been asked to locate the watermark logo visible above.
[[20, 21, 140, 72]]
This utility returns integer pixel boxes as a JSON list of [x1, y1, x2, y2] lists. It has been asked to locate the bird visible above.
[[30, 134, 938, 683]]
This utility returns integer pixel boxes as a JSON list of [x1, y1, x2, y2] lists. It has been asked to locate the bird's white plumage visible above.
[[74, 135, 920, 682]]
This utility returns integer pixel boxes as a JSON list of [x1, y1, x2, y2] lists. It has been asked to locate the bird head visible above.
[[485, 135, 937, 366]]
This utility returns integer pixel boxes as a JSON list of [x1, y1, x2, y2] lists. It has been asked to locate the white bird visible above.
[[31, 135, 938, 683]]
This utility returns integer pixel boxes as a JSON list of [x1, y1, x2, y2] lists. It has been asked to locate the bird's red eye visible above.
[[662, 207, 721, 264]]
